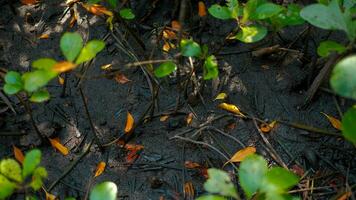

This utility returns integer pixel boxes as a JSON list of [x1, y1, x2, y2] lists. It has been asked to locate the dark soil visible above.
[[0, 0, 355, 199]]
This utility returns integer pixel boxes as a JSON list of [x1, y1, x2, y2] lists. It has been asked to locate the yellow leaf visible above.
[[218, 103, 245, 116], [45, 190, 57, 200], [224, 147, 256, 166], [198, 1, 207, 17], [321, 112, 342, 130], [260, 120, 277, 133], [106, 16, 114, 31], [58, 75, 65, 85], [163, 29, 177, 40], [13, 145, 24, 164], [214, 92, 227, 100], [49, 138, 69, 156], [101, 64, 112, 70], [38, 34, 50, 39], [82, 3, 113, 17], [94, 161, 106, 177], [186, 113, 193, 125], [124, 112, 134, 134], [160, 115, 169, 122], [52, 61, 77, 73]]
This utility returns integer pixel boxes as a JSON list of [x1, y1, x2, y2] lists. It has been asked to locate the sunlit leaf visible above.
[[204, 169, 238, 198], [239, 154, 268, 198], [30, 166, 47, 190], [38, 34, 50, 39], [115, 73, 131, 84], [94, 162, 106, 177], [82, 3, 113, 16], [341, 106, 356, 145], [52, 61, 77, 73], [261, 167, 299, 193], [30, 89, 50, 103], [330, 55, 356, 99], [203, 55, 219, 80], [154, 61, 177, 78], [75, 40, 105, 64], [321, 112, 342, 130], [0, 159, 22, 183], [218, 103, 244, 116], [60, 32, 83, 62], [22, 70, 57, 92], [225, 146, 256, 166], [214, 93, 227, 100], [198, 1, 207, 17], [58, 75, 65, 85], [0, 174, 16, 199], [163, 29, 177, 40], [317, 41, 346, 57], [160, 115, 169, 122], [23, 149, 41, 178], [186, 113, 194, 125], [124, 112, 134, 134], [235, 25, 268, 43], [49, 138, 69, 156], [13, 146, 24, 164], [180, 39, 202, 57], [119, 8, 135, 19], [89, 182, 117, 200]]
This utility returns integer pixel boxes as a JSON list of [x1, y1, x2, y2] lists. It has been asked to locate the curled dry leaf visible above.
[[124, 143, 144, 151], [101, 64, 112, 70], [163, 29, 177, 40], [184, 181, 195, 199], [81, 3, 113, 17], [162, 41, 176, 52], [321, 112, 342, 130], [124, 112, 134, 134], [58, 75, 65, 85], [198, 1, 207, 17], [224, 146, 256, 166], [115, 73, 131, 84], [21, 0, 39, 5], [186, 113, 194, 125], [184, 161, 201, 169], [44, 189, 57, 200], [214, 92, 227, 100], [171, 20, 181, 31], [260, 121, 277, 133], [69, 9, 78, 28], [218, 103, 245, 116], [38, 34, 50, 39], [52, 61, 77, 73], [13, 145, 24, 164], [160, 115, 169, 122], [49, 138, 69, 156], [94, 161, 106, 177]]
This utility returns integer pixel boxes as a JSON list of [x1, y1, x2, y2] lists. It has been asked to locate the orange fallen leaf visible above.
[[124, 143, 144, 151], [69, 9, 78, 28], [171, 20, 181, 31], [48, 138, 69, 156], [224, 146, 256, 166], [160, 115, 169, 122], [186, 113, 193, 125], [82, 3, 113, 17], [291, 164, 304, 177], [115, 73, 131, 84], [58, 75, 65, 85], [321, 112, 341, 130], [124, 112, 134, 134], [337, 191, 352, 200], [184, 161, 201, 169], [184, 181, 195, 199], [126, 149, 140, 164], [21, 0, 39, 5], [260, 121, 277, 133], [52, 61, 77, 73], [218, 103, 245, 116], [13, 145, 24, 164], [44, 189, 56, 200], [38, 34, 50, 39], [163, 29, 177, 40], [198, 1, 207, 17], [162, 41, 176, 52], [225, 122, 237, 131], [94, 161, 106, 177]]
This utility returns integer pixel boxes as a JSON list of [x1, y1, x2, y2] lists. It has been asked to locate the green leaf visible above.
[[32, 58, 57, 71], [203, 169, 237, 199], [253, 3, 284, 19], [203, 55, 219, 80], [330, 55, 356, 99], [23, 149, 41, 179], [196, 195, 227, 200], [235, 25, 268, 43], [30, 89, 50, 103], [239, 154, 268, 198], [107, 0, 117, 8], [30, 167, 47, 190], [22, 70, 56, 93], [154, 61, 177, 78], [261, 167, 299, 193], [89, 182, 118, 200], [342, 106, 356, 145], [180, 39, 202, 57], [5, 71, 22, 85], [64, 198, 77, 200], [87, 0, 101, 4], [4, 83, 22, 95], [119, 8, 135, 19], [271, 4, 304, 28], [208, 5, 232, 20], [0, 159, 22, 183], [317, 41, 346, 57], [242, 0, 267, 23], [60, 32, 83, 62], [227, 0, 239, 19], [0, 174, 16, 199], [75, 40, 105, 64]]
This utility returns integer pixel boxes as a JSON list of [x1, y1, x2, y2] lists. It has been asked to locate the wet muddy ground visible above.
[[0, 0, 355, 199]]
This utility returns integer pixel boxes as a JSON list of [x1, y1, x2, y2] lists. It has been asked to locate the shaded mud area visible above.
[[0, 0, 355, 199]]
